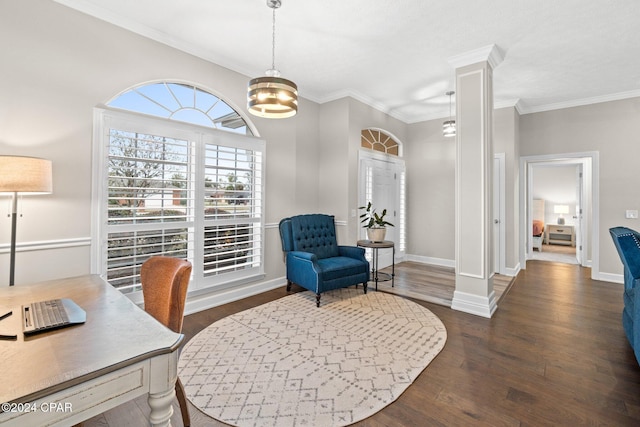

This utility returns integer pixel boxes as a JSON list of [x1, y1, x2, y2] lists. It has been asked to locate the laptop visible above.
[[22, 298, 86, 335]]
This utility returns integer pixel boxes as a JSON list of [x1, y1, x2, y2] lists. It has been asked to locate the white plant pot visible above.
[[367, 227, 386, 242]]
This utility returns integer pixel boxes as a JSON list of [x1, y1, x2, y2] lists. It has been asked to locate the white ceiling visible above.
[[54, 0, 640, 124]]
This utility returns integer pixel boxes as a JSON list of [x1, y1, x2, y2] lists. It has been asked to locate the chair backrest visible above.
[[610, 227, 640, 287], [279, 214, 340, 259], [141, 256, 192, 333]]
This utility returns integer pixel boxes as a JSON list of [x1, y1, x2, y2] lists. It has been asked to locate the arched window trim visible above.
[[360, 127, 404, 157], [105, 79, 260, 137]]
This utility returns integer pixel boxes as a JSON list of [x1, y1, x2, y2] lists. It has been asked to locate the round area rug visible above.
[[178, 288, 447, 427]]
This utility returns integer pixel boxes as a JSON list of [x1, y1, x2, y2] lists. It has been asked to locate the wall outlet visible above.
[[626, 210, 639, 219]]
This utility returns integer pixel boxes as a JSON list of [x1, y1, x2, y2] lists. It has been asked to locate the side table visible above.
[[357, 239, 395, 291]]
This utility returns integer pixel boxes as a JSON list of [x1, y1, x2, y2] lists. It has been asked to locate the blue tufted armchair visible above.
[[610, 226, 640, 365], [279, 214, 370, 307]]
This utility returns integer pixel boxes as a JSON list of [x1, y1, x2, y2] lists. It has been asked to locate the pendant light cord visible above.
[[271, 7, 276, 71], [447, 91, 455, 120]]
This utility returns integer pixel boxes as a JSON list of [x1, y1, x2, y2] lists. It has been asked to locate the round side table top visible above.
[[357, 240, 394, 248]]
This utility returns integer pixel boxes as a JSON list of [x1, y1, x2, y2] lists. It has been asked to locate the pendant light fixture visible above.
[[247, 0, 298, 119], [443, 91, 456, 137]]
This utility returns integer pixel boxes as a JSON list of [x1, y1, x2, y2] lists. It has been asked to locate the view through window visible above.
[[95, 82, 264, 293]]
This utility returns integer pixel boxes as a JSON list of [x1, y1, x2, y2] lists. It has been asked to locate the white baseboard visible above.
[[595, 271, 623, 284], [451, 290, 498, 318], [405, 254, 455, 268], [184, 276, 287, 315], [504, 263, 521, 277]]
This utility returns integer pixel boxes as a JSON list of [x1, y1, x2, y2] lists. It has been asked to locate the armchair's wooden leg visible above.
[[175, 377, 191, 427], [286, 280, 292, 292], [316, 293, 321, 307], [363, 282, 368, 294]]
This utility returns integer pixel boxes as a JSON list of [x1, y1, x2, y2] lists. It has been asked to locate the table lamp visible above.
[[554, 204, 569, 225], [0, 156, 52, 285]]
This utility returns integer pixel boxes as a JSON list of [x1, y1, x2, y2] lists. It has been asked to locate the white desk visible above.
[[0, 275, 183, 427]]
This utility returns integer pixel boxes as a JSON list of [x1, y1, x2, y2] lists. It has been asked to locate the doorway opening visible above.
[[520, 152, 599, 277], [530, 163, 581, 264]]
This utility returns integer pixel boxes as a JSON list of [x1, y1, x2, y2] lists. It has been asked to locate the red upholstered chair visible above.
[[141, 256, 192, 427]]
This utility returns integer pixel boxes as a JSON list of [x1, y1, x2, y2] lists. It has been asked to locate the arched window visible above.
[[361, 129, 400, 156], [93, 81, 264, 295], [109, 81, 253, 135]]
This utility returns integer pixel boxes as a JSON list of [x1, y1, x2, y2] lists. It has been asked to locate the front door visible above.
[[360, 156, 402, 269]]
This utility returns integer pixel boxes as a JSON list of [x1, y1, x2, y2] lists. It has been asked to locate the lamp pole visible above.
[[9, 191, 18, 286]]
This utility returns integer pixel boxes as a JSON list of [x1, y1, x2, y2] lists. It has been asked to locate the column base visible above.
[[451, 289, 498, 318]]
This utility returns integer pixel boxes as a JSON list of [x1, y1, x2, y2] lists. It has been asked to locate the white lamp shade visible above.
[[554, 205, 569, 215], [443, 120, 456, 137], [0, 156, 52, 193]]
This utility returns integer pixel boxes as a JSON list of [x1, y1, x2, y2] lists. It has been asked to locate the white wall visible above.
[[494, 107, 520, 272], [520, 97, 640, 277], [0, 1, 320, 294], [318, 98, 350, 231], [405, 118, 457, 264]]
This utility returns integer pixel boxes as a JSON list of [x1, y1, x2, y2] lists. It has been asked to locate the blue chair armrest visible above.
[[286, 251, 320, 292], [338, 245, 367, 261], [289, 251, 318, 263]]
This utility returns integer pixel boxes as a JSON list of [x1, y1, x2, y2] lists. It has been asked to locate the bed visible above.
[[532, 219, 545, 251]]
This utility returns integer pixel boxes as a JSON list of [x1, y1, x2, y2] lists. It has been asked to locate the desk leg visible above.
[[149, 387, 176, 427], [148, 352, 179, 427]]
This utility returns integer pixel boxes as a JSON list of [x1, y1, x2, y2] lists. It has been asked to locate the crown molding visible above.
[[519, 89, 640, 114], [448, 44, 505, 70], [494, 98, 524, 115]]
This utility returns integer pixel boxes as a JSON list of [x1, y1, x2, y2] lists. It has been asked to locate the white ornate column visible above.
[[449, 45, 503, 318]]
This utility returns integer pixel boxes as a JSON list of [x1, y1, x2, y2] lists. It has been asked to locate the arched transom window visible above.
[[361, 129, 400, 156], [109, 81, 253, 135]]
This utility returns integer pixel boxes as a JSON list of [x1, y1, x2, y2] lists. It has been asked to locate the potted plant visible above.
[[359, 201, 394, 242]]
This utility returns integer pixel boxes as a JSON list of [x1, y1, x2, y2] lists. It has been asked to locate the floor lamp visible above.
[[0, 156, 52, 286]]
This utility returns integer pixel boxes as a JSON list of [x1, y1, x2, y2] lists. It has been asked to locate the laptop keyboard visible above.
[[28, 299, 71, 332]]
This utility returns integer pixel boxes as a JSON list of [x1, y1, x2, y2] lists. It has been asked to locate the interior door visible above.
[[493, 154, 505, 275], [361, 158, 399, 269], [575, 164, 583, 264]]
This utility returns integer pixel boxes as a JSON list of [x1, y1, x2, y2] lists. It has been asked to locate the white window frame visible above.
[[91, 107, 265, 300]]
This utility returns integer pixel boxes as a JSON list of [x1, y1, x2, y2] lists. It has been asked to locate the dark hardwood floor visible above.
[[374, 261, 515, 307], [84, 261, 640, 426]]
